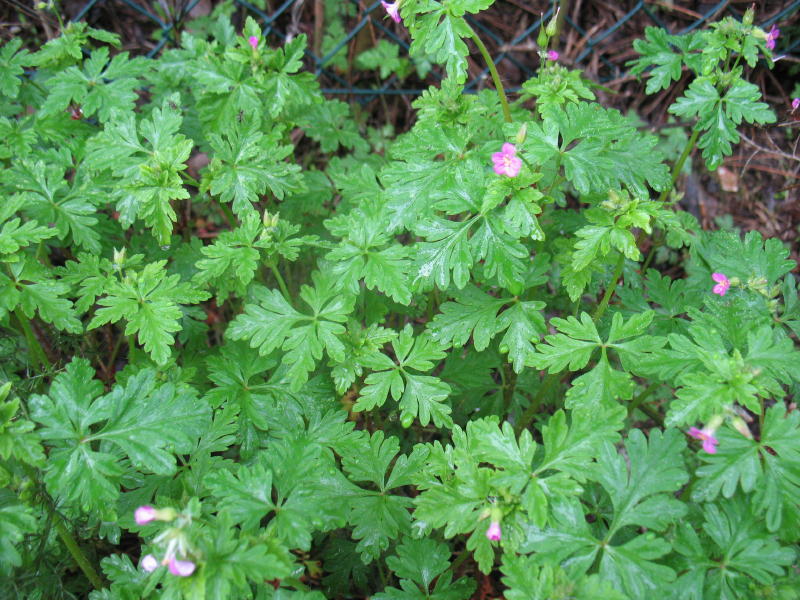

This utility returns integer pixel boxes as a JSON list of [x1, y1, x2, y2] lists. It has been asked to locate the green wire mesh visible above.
[[59, 0, 800, 100]]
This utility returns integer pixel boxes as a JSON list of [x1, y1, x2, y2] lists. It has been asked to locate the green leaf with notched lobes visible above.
[[227, 273, 354, 390], [88, 260, 210, 364], [202, 117, 305, 216], [28, 359, 208, 516], [355, 325, 452, 428]]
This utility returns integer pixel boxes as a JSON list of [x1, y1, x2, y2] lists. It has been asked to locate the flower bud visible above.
[[731, 417, 752, 439], [742, 7, 754, 27], [113, 247, 126, 269], [545, 7, 560, 37], [486, 520, 502, 541], [135, 505, 157, 525], [515, 123, 527, 145], [141, 554, 159, 572]]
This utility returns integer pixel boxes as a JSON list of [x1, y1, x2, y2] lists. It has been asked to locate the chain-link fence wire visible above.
[[29, 0, 800, 102]]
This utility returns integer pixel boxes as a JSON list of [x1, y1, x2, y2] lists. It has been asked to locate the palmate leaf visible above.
[[326, 207, 412, 304], [501, 557, 627, 600], [202, 117, 305, 216], [692, 403, 800, 533], [40, 46, 149, 123], [28, 359, 209, 516], [629, 27, 685, 94], [88, 260, 210, 365], [3, 160, 101, 253], [85, 95, 193, 244], [670, 496, 796, 599], [429, 285, 544, 372], [0, 39, 32, 99], [227, 273, 354, 390], [355, 325, 452, 428], [522, 429, 688, 598], [2, 257, 83, 334], [669, 78, 774, 170], [374, 537, 475, 600], [338, 432, 430, 562]]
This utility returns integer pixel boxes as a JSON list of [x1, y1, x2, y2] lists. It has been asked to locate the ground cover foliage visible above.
[[1, 1, 799, 598]]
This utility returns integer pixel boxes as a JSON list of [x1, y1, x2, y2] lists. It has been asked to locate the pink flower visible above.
[[546, 49, 559, 61], [688, 427, 719, 454], [168, 557, 196, 577], [792, 98, 799, 111], [141, 554, 159, 572], [766, 25, 779, 50], [711, 272, 730, 296], [492, 143, 522, 177], [135, 505, 157, 525], [486, 520, 502, 541], [248, 36, 259, 50], [381, 1, 401, 23]]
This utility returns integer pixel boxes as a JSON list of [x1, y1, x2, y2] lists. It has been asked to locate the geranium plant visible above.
[[0, 2, 797, 599]]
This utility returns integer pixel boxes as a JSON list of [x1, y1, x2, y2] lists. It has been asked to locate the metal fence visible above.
[[60, 0, 800, 99]]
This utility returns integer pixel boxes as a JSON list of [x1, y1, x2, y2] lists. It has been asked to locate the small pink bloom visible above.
[[688, 427, 719, 454], [381, 1, 401, 23], [766, 25, 779, 50], [248, 36, 259, 50], [141, 554, 159, 572], [792, 98, 799, 111], [486, 521, 502, 541], [711, 272, 730, 296], [168, 557, 196, 577], [546, 50, 559, 61], [492, 143, 522, 177], [134, 505, 157, 525]]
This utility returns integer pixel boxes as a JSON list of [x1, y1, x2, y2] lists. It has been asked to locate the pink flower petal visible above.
[[486, 521, 502, 541], [711, 273, 730, 296], [168, 557, 196, 577], [501, 142, 517, 156], [381, 1, 401, 23], [248, 36, 259, 50], [546, 50, 559, 61], [792, 98, 799, 111], [134, 506, 156, 525]]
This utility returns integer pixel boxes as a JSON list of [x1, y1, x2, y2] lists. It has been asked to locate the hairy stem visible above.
[[658, 127, 700, 204], [592, 252, 625, 322], [14, 310, 50, 372], [467, 26, 512, 123], [270, 263, 292, 303]]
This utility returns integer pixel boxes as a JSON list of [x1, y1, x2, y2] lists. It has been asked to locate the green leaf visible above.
[[88, 260, 210, 365], [227, 274, 354, 390], [28, 359, 208, 516], [528, 312, 600, 372], [0, 39, 32, 99], [85, 95, 193, 244], [629, 28, 685, 94], [0, 491, 37, 575], [202, 117, 305, 216], [692, 403, 800, 532], [671, 497, 796, 598], [355, 325, 452, 427]]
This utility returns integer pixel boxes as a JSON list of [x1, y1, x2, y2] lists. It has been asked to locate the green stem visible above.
[[467, 25, 512, 123], [502, 364, 518, 414], [269, 263, 292, 303], [22, 465, 103, 589], [14, 310, 50, 372], [127, 335, 137, 363], [55, 518, 104, 589], [658, 127, 700, 204], [592, 252, 625, 322], [627, 382, 660, 419], [515, 371, 559, 435], [218, 202, 237, 230]]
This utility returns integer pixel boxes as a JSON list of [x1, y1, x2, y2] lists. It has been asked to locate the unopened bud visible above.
[[515, 123, 527, 145], [731, 417, 752, 439], [742, 6, 754, 27], [113, 247, 126, 268], [545, 7, 560, 37]]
